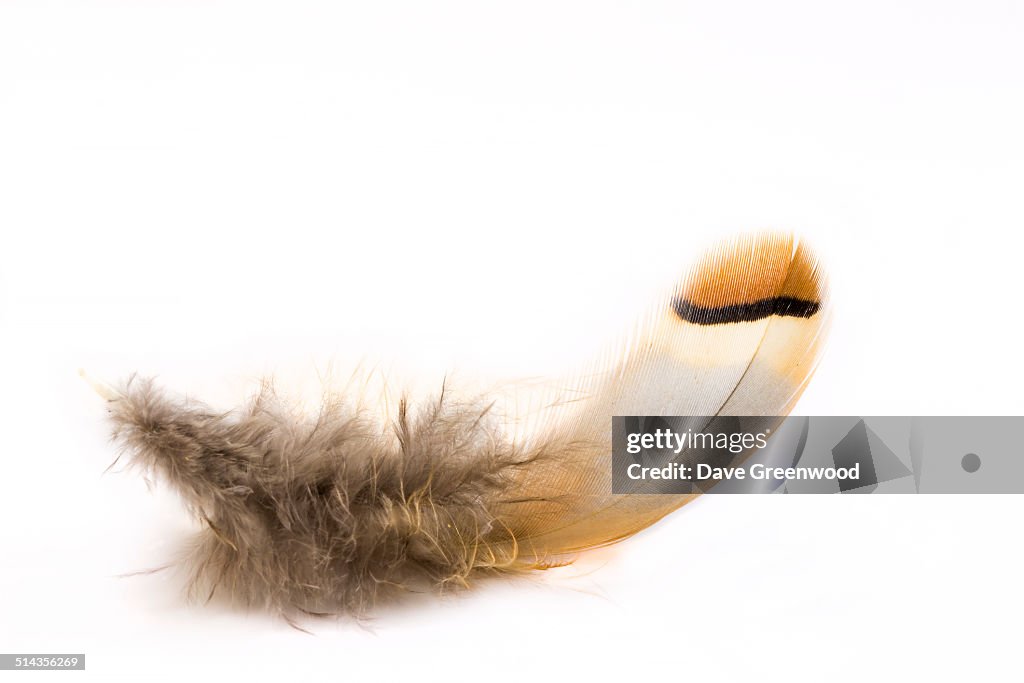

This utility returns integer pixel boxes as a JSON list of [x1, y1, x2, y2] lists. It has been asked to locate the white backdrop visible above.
[[1, 2, 1022, 681]]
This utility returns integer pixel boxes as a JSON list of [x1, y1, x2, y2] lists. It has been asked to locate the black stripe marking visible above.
[[671, 296, 820, 325]]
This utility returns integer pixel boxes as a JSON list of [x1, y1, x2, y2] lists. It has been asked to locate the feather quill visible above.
[[91, 232, 829, 616]]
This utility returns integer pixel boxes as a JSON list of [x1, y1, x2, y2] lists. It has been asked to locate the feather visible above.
[[90, 232, 829, 616]]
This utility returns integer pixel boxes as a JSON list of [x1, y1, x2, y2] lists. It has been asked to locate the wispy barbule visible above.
[[107, 376, 557, 616]]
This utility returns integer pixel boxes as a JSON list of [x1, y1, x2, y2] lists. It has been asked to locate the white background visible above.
[[1, 1, 1022, 681]]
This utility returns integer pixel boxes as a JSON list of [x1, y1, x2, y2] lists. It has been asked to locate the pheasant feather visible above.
[[91, 232, 830, 616]]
